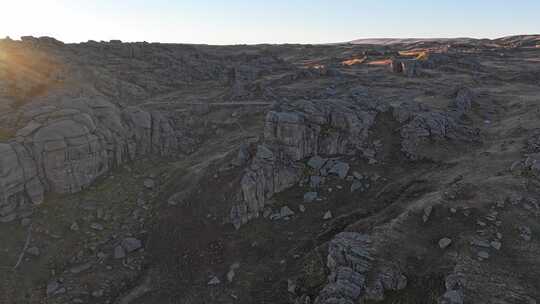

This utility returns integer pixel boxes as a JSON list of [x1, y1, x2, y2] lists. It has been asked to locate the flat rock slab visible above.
[[121, 237, 143, 253], [329, 161, 350, 179], [304, 192, 318, 203]]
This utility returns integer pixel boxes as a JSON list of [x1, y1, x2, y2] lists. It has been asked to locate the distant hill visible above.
[[349, 35, 540, 46], [349, 38, 475, 45]]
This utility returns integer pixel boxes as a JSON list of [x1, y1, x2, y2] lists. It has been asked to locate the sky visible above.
[[0, 0, 539, 45]]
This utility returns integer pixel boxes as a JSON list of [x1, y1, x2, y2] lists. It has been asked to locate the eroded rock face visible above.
[[315, 232, 406, 304], [264, 99, 378, 160], [0, 143, 43, 222], [231, 99, 379, 228], [0, 99, 194, 222], [231, 145, 302, 229]]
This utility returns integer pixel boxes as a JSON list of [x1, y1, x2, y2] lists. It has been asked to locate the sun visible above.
[[0, 1, 65, 42]]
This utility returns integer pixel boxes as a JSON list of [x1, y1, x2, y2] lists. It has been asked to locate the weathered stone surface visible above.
[[304, 192, 318, 203], [307, 156, 327, 171], [0, 100, 195, 220], [264, 99, 377, 160], [0, 142, 43, 223], [232, 148, 302, 227], [441, 290, 464, 304], [328, 161, 350, 179], [280, 206, 295, 218], [310, 176, 323, 189], [121, 237, 142, 253], [439, 237, 453, 249]]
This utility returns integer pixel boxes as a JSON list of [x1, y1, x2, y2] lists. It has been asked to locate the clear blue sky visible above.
[[1, 0, 539, 44]]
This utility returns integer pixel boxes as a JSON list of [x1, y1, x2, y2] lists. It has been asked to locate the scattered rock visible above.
[[232, 143, 251, 166], [263, 207, 272, 218], [423, 206, 433, 223], [304, 192, 318, 203], [70, 222, 80, 231], [439, 237, 452, 249], [471, 239, 491, 248], [227, 263, 240, 283], [256, 144, 274, 160], [328, 161, 350, 179], [143, 178, 155, 189], [490, 241, 502, 250], [441, 289, 464, 304], [476, 220, 486, 227], [452, 87, 474, 115], [519, 226, 532, 241], [114, 245, 126, 259], [323, 211, 333, 220], [46, 280, 65, 297], [287, 279, 297, 294], [280, 206, 295, 218], [310, 176, 323, 189], [90, 223, 104, 231], [27, 246, 40, 257], [478, 251, 490, 260], [121, 237, 143, 253], [69, 262, 92, 274], [350, 180, 364, 192], [307, 156, 327, 170], [20, 218, 31, 227], [208, 276, 221, 285]]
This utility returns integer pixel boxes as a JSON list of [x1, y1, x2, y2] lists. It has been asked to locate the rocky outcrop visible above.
[[315, 232, 406, 304], [393, 101, 478, 160], [231, 95, 478, 227], [230, 99, 380, 228], [0, 99, 195, 222], [230, 145, 302, 229], [264, 99, 378, 160], [389, 58, 418, 77]]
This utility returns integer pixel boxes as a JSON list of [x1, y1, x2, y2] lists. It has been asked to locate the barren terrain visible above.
[[1, 35, 540, 304]]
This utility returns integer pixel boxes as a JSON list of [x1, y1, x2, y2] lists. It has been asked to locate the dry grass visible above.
[[367, 59, 392, 66], [0, 128, 14, 141], [342, 57, 367, 66]]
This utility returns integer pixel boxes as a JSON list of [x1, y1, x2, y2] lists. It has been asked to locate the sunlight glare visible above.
[[0, 1, 66, 40]]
